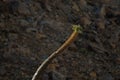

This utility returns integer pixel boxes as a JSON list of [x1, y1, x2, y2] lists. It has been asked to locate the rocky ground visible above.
[[0, 0, 120, 80]]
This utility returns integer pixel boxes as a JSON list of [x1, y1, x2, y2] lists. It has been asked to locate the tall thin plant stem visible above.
[[32, 25, 82, 80]]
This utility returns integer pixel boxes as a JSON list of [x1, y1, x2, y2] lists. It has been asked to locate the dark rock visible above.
[[18, 3, 31, 15], [19, 19, 29, 26], [88, 42, 107, 53], [8, 0, 19, 14], [26, 27, 38, 33], [99, 73, 114, 80], [8, 33, 18, 41], [0, 66, 6, 75], [48, 71, 66, 80]]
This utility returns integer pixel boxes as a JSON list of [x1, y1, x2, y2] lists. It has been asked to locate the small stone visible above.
[[0, 22, 5, 28], [96, 19, 105, 30], [36, 33, 46, 39], [8, 33, 18, 40], [18, 3, 31, 15], [48, 63, 57, 71], [2, 0, 16, 3], [72, 2, 80, 12], [19, 19, 29, 26], [109, 42, 116, 49], [0, 66, 6, 75], [89, 71, 97, 78], [18, 47, 31, 56], [45, 1, 52, 11], [79, 0, 87, 10], [100, 0, 110, 4], [115, 57, 120, 64], [99, 5, 106, 19], [80, 16, 91, 26], [99, 73, 114, 80], [26, 27, 37, 33], [68, 43, 78, 52], [48, 71, 66, 80], [42, 74, 49, 80]]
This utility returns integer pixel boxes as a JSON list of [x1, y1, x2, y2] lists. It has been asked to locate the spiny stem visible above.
[[32, 25, 82, 80]]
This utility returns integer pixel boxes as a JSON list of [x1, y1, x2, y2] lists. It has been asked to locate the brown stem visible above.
[[32, 25, 81, 80]]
